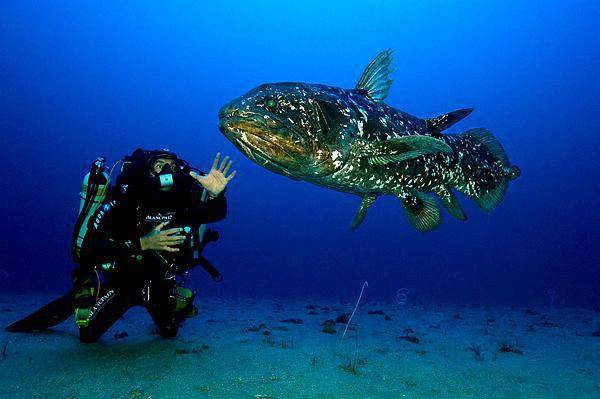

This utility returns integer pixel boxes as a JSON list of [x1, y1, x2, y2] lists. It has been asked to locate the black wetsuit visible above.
[[75, 181, 226, 343]]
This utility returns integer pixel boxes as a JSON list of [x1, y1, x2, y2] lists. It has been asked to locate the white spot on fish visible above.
[[357, 120, 364, 136], [358, 107, 368, 121]]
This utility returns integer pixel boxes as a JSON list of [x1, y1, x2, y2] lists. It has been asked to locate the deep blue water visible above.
[[1, 1, 599, 307]]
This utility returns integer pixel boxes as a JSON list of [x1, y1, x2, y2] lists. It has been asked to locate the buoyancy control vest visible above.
[[71, 150, 222, 280]]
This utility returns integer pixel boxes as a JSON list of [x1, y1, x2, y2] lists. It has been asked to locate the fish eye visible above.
[[266, 98, 277, 109]]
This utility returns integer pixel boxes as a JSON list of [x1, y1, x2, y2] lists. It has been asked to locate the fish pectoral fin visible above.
[[355, 49, 395, 103], [351, 195, 378, 231], [426, 108, 474, 133], [353, 135, 453, 166], [434, 186, 467, 221], [398, 191, 442, 232]]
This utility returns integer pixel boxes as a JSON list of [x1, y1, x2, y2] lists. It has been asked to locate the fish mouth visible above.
[[218, 107, 305, 172]]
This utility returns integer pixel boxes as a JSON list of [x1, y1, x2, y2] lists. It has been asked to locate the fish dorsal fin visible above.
[[355, 49, 395, 103], [426, 108, 473, 132], [352, 135, 453, 166]]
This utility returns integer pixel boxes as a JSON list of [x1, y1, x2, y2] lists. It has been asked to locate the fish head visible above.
[[219, 83, 351, 179]]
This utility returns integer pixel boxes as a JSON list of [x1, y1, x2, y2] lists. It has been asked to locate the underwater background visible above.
[[2, 2, 600, 398], [2, 1, 599, 310]]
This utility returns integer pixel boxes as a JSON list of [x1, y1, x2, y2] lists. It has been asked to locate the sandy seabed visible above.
[[0, 292, 598, 399]]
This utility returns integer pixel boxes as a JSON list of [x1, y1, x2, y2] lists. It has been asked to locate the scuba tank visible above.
[[71, 157, 110, 262], [6, 157, 111, 332], [70, 157, 111, 328]]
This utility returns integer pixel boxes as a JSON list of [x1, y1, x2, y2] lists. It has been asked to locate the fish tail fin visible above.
[[453, 128, 520, 212]]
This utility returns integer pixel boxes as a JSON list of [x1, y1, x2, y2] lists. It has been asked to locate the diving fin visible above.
[[356, 49, 394, 102], [398, 191, 442, 232], [353, 135, 453, 166], [351, 195, 378, 230], [426, 108, 473, 133], [5, 289, 75, 332], [434, 186, 467, 221]]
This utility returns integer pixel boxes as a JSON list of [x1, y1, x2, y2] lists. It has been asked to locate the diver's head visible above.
[[116, 148, 195, 200], [148, 152, 179, 192], [218, 82, 347, 179], [151, 157, 177, 174]]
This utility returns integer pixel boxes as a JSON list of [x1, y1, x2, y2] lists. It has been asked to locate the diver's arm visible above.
[[185, 186, 228, 224], [185, 153, 235, 224], [80, 201, 144, 265]]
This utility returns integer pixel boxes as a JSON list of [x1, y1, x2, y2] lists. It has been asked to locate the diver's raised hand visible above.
[[190, 152, 236, 197], [139, 222, 184, 252]]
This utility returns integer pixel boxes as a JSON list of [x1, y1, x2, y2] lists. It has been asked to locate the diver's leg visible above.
[[78, 288, 130, 343], [5, 289, 75, 332], [146, 294, 180, 339], [146, 285, 194, 339]]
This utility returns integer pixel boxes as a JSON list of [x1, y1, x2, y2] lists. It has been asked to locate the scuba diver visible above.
[[5, 149, 236, 342]]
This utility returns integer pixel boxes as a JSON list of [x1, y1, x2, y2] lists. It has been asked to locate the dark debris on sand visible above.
[[541, 320, 561, 328], [280, 318, 303, 324], [335, 313, 350, 324], [175, 344, 209, 355], [397, 335, 420, 344], [368, 310, 385, 315], [367, 310, 393, 320], [114, 331, 129, 339], [1, 341, 8, 360], [498, 342, 523, 355], [263, 336, 294, 349], [245, 323, 268, 332], [467, 343, 484, 361], [321, 320, 337, 334], [525, 308, 540, 316]]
